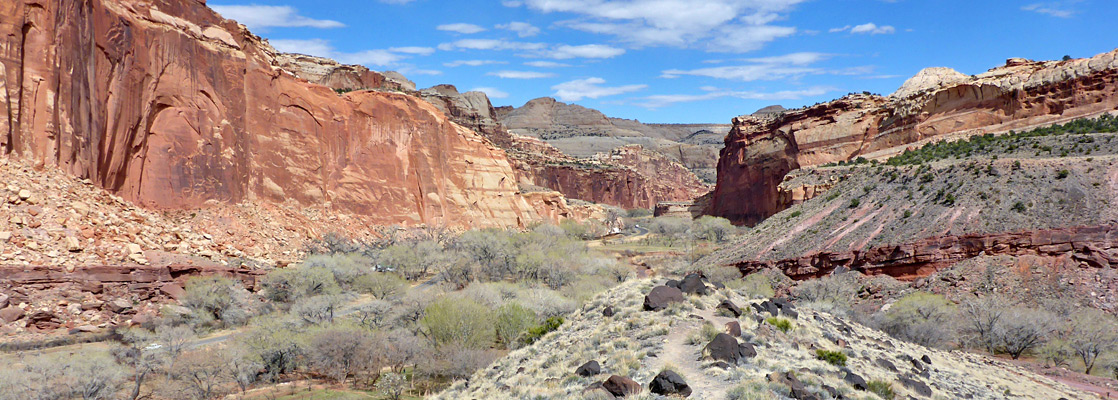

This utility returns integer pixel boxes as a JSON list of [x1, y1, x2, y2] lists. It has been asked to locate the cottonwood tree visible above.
[[224, 344, 262, 394], [112, 330, 165, 400], [1068, 309, 1118, 374], [995, 307, 1056, 359], [171, 349, 229, 400], [958, 295, 1009, 353], [307, 327, 381, 385], [877, 292, 956, 347], [495, 302, 537, 349], [421, 297, 495, 349]]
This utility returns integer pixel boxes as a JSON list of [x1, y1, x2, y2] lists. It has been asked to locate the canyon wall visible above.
[[0, 0, 540, 228], [711, 50, 1118, 225]]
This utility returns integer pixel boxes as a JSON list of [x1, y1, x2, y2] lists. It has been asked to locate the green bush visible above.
[[815, 349, 847, 366], [849, 198, 861, 208], [1011, 202, 1027, 213], [495, 302, 537, 349], [522, 316, 564, 345], [421, 297, 495, 349], [1056, 169, 1070, 179], [866, 380, 896, 399], [765, 317, 792, 333]]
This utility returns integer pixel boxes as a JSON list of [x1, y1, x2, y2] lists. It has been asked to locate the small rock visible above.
[[920, 354, 932, 365], [678, 273, 709, 295], [160, 283, 186, 299], [125, 243, 143, 255], [0, 293, 8, 309], [648, 370, 692, 397], [0, 306, 21, 323], [17, 189, 31, 201], [74, 325, 98, 333], [0, 232, 10, 242], [107, 298, 133, 313], [81, 300, 105, 311], [65, 236, 83, 252], [843, 371, 868, 391], [602, 306, 614, 317], [602, 375, 641, 398], [899, 375, 932, 397], [576, 360, 601, 377]]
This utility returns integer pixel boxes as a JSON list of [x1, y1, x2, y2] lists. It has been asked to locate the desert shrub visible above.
[[421, 297, 495, 349], [355, 272, 406, 299], [560, 219, 604, 240], [765, 317, 792, 333], [701, 265, 744, 285], [518, 288, 577, 318], [849, 198, 861, 208], [1056, 169, 1070, 179], [301, 253, 372, 288], [453, 229, 516, 280], [627, 208, 653, 218], [260, 265, 341, 304], [0, 350, 124, 400], [866, 380, 895, 399], [238, 319, 305, 381], [379, 239, 447, 281], [523, 316, 565, 345], [291, 294, 347, 325], [378, 372, 408, 400], [181, 276, 252, 328], [495, 302, 537, 349], [699, 321, 721, 342], [1039, 339, 1075, 368], [815, 349, 847, 366], [729, 272, 776, 299], [692, 215, 736, 242], [307, 326, 381, 384], [795, 273, 858, 311], [877, 292, 955, 347], [167, 348, 230, 400]]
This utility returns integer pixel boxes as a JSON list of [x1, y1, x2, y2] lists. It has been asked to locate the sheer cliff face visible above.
[[712, 50, 1118, 225], [0, 0, 538, 228]]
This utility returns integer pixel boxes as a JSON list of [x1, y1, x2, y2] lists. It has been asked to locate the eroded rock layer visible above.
[[0, 0, 538, 228], [712, 50, 1118, 225]]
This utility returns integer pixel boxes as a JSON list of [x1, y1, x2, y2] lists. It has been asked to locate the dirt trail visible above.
[[648, 305, 740, 400]]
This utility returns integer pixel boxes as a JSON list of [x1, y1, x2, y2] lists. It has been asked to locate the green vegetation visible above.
[[765, 317, 793, 333], [1056, 169, 1070, 179], [522, 317, 565, 345], [866, 380, 896, 399], [849, 198, 861, 208], [886, 115, 1118, 166], [815, 349, 848, 366]]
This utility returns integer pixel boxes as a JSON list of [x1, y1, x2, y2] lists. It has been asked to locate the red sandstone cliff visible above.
[[0, 0, 540, 228], [711, 50, 1118, 225]]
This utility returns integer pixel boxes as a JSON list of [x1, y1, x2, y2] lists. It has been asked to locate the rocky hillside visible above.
[[500, 97, 729, 183], [1, 0, 551, 228], [704, 117, 1118, 288], [711, 49, 1118, 225], [437, 277, 1090, 399]]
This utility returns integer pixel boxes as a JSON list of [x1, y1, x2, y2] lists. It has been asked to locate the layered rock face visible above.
[[509, 139, 710, 210], [712, 50, 1118, 225], [0, 0, 541, 228]]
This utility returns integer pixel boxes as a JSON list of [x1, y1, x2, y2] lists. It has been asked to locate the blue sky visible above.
[[210, 0, 1117, 123]]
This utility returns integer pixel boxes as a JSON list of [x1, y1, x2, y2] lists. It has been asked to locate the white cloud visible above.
[[269, 39, 425, 69], [659, 52, 873, 82], [489, 70, 557, 79], [438, 39, 547, 51], [552, 77, 647, 101], [514, 0, 805, 53], [472, 87, 511, 99], [525, 61, 572, 67], [633, 86, 831, 108], [210, 5, 344, 29], [832, 23, 895, 35], [389, 46, 436, 55], [497, 21, 542, 37], [437, 23, 488, 34], [1022, 2, 1077, 18], [539, 44, 626, 59], [444, 60, 508, 67]]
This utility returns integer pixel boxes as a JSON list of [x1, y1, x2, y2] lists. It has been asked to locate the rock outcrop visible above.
[[0, 0, 541, 228], [712, 50, 1118, 225]]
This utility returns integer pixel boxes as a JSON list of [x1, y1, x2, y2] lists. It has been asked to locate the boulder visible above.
[[920, 354, 932, 365], [767, 371, 819, 400], [717, 299, 742, 317], [602, 306, 614, 317], [0, 293, 8, 309], [899, 375, 932, 397], [107, 299, 133, 313], [665, 279, 681, 289], [160, 283, 186, 300], [843, 371, 867, 391], [648, 370, 692, 397], [725, 321, 742, 337], [576, 360, 601, 377], [602, 375, 641, 397], [644, 286, 684, 311], [0, 306, 24, 323], [678, 273, 709, 295], [28, 310, 61, 330], [704, 333, 755, 364], [81, 300, 105, 311]]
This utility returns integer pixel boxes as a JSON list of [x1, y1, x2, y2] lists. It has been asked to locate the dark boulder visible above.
[[602, 375, 641, 397], [0, 306, 24, 323], [602, 306, 615, 317], [768, 371, 819, 400], [678, 273, 709, 295], [899, 375, 932, 397], [876, 358, 897, 372], [644, 286, 684, 311], [665, 279, 681, 289], [843, 371, 867, 391], [704, 333, 755, 364], [648, 370, 692, 397], [576, 360, 601, 377], [725, 321, 742, 337], [920, 354, 932, 365], [27, 310, 61, 330], [717, 299, 743, 317]]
